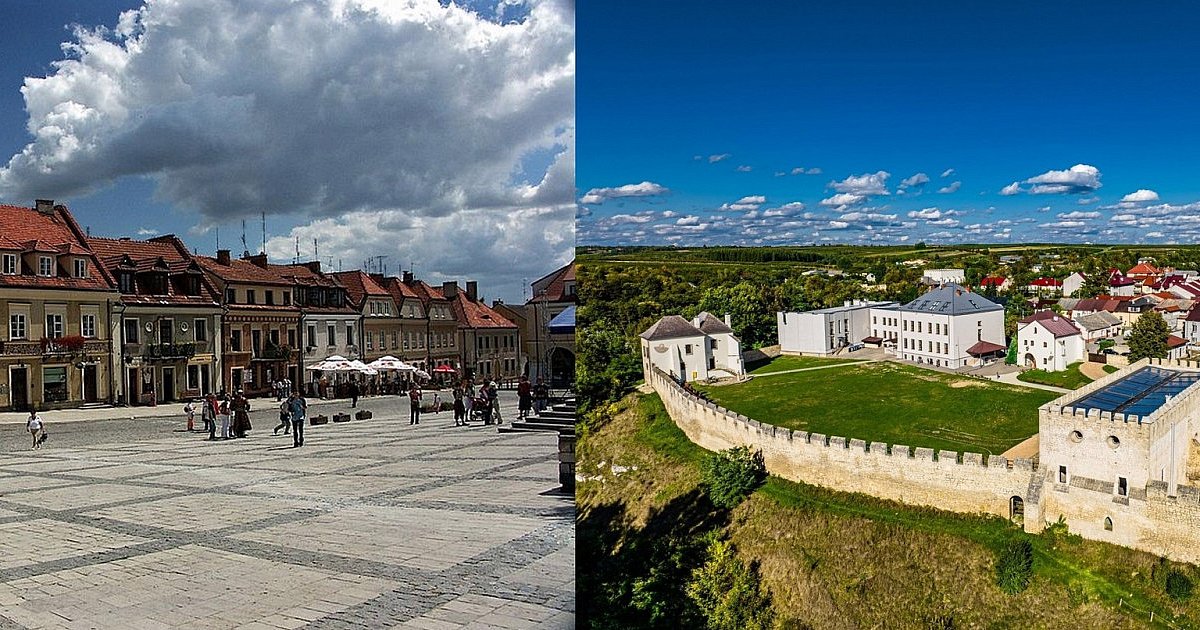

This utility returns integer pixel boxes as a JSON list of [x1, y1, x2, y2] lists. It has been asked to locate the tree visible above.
[[1004, 297, 1033, 340], [1075, 273, 1109, 299], [1128, 310, 1170, 363], [686, 535, 775, 630], [695, 282, 775, 349], [1005, 336, 1018, 365]]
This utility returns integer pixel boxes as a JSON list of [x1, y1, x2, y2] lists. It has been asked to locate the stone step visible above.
[[499, 421, 575, 434], [529, 414, 574, 425], [539, 410, 575, 420]]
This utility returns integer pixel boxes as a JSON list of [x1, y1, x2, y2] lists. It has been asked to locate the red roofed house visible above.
[[979, 276, 1011, 292], [88, 235, 223, 405], [332, 270, 399, 367], [1108, 273, 1138, 297], [444, 280, 520, 382], [196, 250, 304, 397], [1024, 277, 1063, 296], [1184, 305, 1200, 344], [1167, 334, 1189, 361], [523, 262, 575, 387], [1, 201, 119, 410], [1017, 310, 1085, 372], [1126, 261, 1161, 285]]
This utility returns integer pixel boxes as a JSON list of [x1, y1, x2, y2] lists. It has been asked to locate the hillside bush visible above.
[[701, 446, 766, 509], [1166, 570, 1193, 601], [686, 535, 775, 630], [995, 536, 1034, 594]]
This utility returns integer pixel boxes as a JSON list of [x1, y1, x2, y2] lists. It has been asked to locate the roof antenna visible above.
[[313, 238, 318, 262], [215, 226, 219, 252], [294, 236, 300, 265], [240, 219, 248, 257], [261, 211, 266, 255]]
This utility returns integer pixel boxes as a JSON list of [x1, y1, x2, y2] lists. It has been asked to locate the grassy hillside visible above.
[[697, 360, 1056, 455], [578, 393, 1200, 629]]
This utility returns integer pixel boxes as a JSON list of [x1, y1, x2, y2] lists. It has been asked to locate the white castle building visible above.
[[778, 283, 1006, 369], [639, 312, 745, 383]]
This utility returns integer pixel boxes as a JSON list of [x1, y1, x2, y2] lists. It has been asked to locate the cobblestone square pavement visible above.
[[0, 397, 574, 629]]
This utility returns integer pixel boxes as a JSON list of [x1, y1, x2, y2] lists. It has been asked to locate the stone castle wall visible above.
[[649, 367, 1035, 520]]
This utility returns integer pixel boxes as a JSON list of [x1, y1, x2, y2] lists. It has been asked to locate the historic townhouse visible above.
[[281, 262, 359, 388], [88, 235, 223, 405], [0, 201, 118, 410], [444, 280, 519, 381], [525, 261, 575, 388], [333, 270, 398, 362], [377, 273, 435, 369], [196, 250, 300, 396]]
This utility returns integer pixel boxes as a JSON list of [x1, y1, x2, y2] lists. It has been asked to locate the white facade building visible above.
[[1062, 272, 1086, 298], [893, 283, 1006, 369], [640, 313, 746, 383], [1073, 311, 1122, 342], [777, 300, 898, 356], [1017, 311, 1086, 372], [922, 268, 965, 285]]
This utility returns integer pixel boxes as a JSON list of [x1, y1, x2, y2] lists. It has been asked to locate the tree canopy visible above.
[[1128, 311, 1169, 363]]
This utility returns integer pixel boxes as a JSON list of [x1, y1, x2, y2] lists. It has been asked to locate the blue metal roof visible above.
[[548, 305, 575, 334], [1068, 366, 1200, 418]]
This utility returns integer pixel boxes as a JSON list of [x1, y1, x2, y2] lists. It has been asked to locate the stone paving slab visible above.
[[0, 393, 573, 628]]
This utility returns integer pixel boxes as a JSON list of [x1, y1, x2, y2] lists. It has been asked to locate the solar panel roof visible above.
[[1067, 367, 1200, 418]]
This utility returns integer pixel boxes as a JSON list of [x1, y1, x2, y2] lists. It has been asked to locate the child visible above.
[[184, 400, 196, 432]]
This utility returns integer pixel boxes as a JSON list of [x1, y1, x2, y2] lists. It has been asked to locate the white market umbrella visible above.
[[414, 369, 431, 380], [366, 356, 416, 372], [347, 360, 378, 376], [306, 355, 351, 370]]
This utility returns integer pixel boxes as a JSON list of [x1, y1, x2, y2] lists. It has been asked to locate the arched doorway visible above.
[[549, 347, 575, 389], [1010, 496, 1024, 521]]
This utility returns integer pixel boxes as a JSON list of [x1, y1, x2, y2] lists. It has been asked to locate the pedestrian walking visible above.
[[534, 378, 549, 413], [231, 391, 252, 438], [432, 392, 441, 415], [517, 376, 532, 420], [408, 384, 422, 424], [289, 391, 307, 447], [218, 395, 231, 439], [486, 380, 501, 425], [464, 379, 475, 419], [453, 384, 466, 426], [349, 380, 360, 408], [184, 400, 196, 432], [274, 397, 291, 435], [26, 409, 45, 450], [204, 393, 218, 440]]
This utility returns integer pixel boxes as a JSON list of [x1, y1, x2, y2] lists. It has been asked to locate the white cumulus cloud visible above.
[[1000, 182, 1022, 196], [820, 193, 866, 208], [940, 168, 955, 178], [579, 181, 668, 204], [1022, 164, 1102, 195], [937, 181, 961, 194], [829, 171, 890, 196], [899, 172, 929, 189]]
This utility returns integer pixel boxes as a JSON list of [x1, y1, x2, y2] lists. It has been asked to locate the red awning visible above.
[[862, 336, 883, 344], [966, 340, 1007, 356]]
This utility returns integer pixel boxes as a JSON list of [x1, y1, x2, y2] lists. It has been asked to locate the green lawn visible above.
[[1016, 361, 1092, 390], [747, 354, 864, 374], [697, 361, 1055, 454]]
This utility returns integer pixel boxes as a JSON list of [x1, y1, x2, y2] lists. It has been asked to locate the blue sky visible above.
[[0, 0, 573, 303], [577, 1, 1200, 247]]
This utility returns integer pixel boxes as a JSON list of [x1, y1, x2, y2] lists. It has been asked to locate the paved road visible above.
[[0, 391, 573, 629]]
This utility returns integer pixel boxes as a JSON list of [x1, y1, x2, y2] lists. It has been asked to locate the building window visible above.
[[46, 313, 64, 338], [391, 332, 398, 349], [265, 291, 275, 305], [81, 314, 97, 338], [9, 313, 26, 340], [327, 324, 336, 346], [43, 366, 68, 403], [39, 256, 53, 276], [1117, 477, 1128, 497], [1104, 516, 1113, 531], [307, 325, 316, 346], [283, 291, 291, 305], [124, 318, 140, 343], [287, 328, 296, 348], [1058, 465, 1068, 484], [230, 330, 242, 352], [246, 290, 256, 305], [74, 259, 87, 278], [226, 288, 236, 304], [346, 324, 355, 347], [194, 319, 208, 342], [685, 344, 693, 355], [2, 253, 16, 274], [366, 332, 374, 351], [187, 365, 200, 390]]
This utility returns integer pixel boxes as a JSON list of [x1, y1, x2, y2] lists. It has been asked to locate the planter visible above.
[[310, 414, 329, 426], [355, 410, 372, 420], [332, 413, 351, 423]]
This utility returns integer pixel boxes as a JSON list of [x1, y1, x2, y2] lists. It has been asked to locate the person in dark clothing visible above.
[[486, 380, 501, 425], [349, 380, 360, 408], [452, 384, 466, 426], [231, 391, 252, 438], [408, 385, 421, 425], [289, 391, 307, 447], [517, 376, 532, 420], [534, 378, 549, 413]]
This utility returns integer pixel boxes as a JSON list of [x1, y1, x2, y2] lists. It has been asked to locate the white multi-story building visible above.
[[893, 283, 1006, 369], [1062, 272, 1087, 298], [922, 268, 965, 285], [777, 300, 898, 356], [1017, 311, 1086, 372], [640, 313, 745, 383]]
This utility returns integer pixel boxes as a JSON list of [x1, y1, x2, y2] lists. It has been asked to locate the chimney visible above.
[[303, 260, 321, 273], [466, 281, 478, 302], [244, 252, 269, 268], [216, 249, 231, 266], [442, 281, 458, 300], [368, 272, 386, 285], [402, 270, 414, 284], [34, 199, 54, 214], [725, 313, 732, 327]]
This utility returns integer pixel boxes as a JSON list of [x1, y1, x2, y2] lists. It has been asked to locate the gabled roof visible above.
[[529, 261, 576, 304], [195, 254, 296, 286], [900, 283, 1002, 314], [1168, 334, 1187, 349], [87, 235, 220, 304], [1186, 305, 1200, 323], [1074, 311, 1122, 331], [641, 315, 706, 341], [0, 203, 114, 291], [979, 276, 1007, 286], [695, 311, 734, 335], [445, 288, 517, 330], [1128, 262, 1161, 275], [1019, 310, 1081, 337], [331, 270, 391, 309], [1027, 277, 1063, 287], [966, 340, 1007, 355]]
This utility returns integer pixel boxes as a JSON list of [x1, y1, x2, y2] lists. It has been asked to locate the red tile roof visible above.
[[966, 340, 1007, 355], [1028, 277, 1063, 287], [0, 203, 115, 292], [1128, 262, 1161, 276], [446, 289, 517, 329], [979, 276, 1007, 286], [86, 235, 220, 305], [528, 261, 576, 303], [1186, 305, 1200, 322], [1020, 311, 1080, 337], [1168, 334, 1187, 349], [331, 270, 391, 309], [195, 254, 296, 286]]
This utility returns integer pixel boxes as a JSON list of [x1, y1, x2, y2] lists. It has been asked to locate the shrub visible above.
[[686, 535, 775, 630], [995, 536, 1034, 594], [701, 446, 766, 510], [1166, 570, 1193, 601]]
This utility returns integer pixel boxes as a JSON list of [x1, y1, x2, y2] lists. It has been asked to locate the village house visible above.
[[281, 262, 359, 391], [0, 201, 118, 410], [374, 273, 437, 371], [88, 235, 222, 405], [1184, 305, 1200, 344], [525, 262, 576, 387], [1017, 310, 1086, 371], [1073, 311, 1122, 342], [445, 280, 519, 381], [979, 276, 1011, 292], [922, 268, 965, 285], [1024, 277, 1063, 296], [1167, 335, 1189, 360], [640, 313, 745, 383], [1061, 271, 1086, 298], [893, 283, 1006, 368], [777, 300, 898, 356]]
